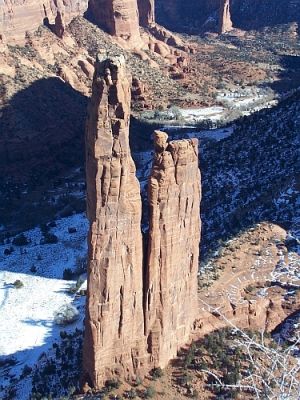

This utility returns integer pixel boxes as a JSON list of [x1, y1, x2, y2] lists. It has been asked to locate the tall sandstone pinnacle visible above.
[[83, 54, 147, 387], [87, 0, 142, 46], [83, 56, 201, 389], [145, 131, 201, 368], [219, 0, 233, 34]]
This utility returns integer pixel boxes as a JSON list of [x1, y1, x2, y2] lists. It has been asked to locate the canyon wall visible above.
[[87, 0, 142, 45], [145, 131, 201, 368], [138, 0, 155, 27], [83, 54, 147, 387], [0, 0, 88, 42], [83, 56, 201, 388], [156, 0, 300, 33]]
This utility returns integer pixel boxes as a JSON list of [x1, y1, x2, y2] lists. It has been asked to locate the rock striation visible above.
[[83, 54, 147, 387], [0, 0, 88, 43], [87, 0, 142, 46], [145, 131, 201, 368], [83, 56, 201, 388], [218, 0, 232, 34]]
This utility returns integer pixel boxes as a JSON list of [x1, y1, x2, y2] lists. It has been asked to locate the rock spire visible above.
[[83, 53, 147, 387], [145, 131, 201, 367], [219, 0, 233, 34], [83, 56, 201, 389]]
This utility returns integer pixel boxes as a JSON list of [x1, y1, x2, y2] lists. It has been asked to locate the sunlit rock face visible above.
[[145, 130, 201, 368], [83, 57, 201, 389], [83, 54, 147, 388], [87, 0, 142, 46], [219, 0, 232, 34], [0, 0, 88, 43]]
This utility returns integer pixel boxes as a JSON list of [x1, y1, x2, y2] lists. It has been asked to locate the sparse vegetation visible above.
[[13, 279, 24, 289], [53, 304, 79, 326], [12, 233, 29, 246]]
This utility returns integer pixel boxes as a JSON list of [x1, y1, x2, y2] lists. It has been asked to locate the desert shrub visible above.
[[144, 386, 156, 398], [63, 268, 73, 280], [4, 247, 14, 256], [178, 372, 192, 386], [75, 256, 87, 274], [21, 364, 32, 378], [124, 389, 137, 399], [41, 233, 58, 245], [30, 265, 37, 273], [68, 278, 86, 295], [151, 367, 163, 379], [54, 304, 79, 326], [105, 378, 121, 390], [12, 233, 29, 246], [13, 279, 24, 289]]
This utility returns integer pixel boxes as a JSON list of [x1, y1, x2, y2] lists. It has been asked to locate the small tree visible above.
[[13, 233, 29, 246], [144, 385, 156, 398], [151, 367, 164, 380], [54, 304, 79, 326], [13, 279, 24, 289]]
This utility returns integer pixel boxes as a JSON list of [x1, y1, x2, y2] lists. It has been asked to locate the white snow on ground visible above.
[[184, 127, 234, 141], [0, 272, 79, 358], [0, 213, 88, 398], [179, 106, 225, 123], [0, 213, 88, 280]]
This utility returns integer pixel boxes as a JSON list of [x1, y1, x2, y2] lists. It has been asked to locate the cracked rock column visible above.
[[145, 130, 201, 368], [83, 54, 146, 388]]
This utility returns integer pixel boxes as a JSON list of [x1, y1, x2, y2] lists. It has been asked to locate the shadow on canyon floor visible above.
[[0, 77, 87, 230], [0, 76, 87, 183]]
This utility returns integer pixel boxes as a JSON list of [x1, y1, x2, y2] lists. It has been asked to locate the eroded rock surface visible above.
[[87, 0, 142, 46], [83, 54, 147, 387], [0, 0, 88, 42], [145, 131, 201, 368], [218, 0, 232, 34], [83, 58, 201, 387]]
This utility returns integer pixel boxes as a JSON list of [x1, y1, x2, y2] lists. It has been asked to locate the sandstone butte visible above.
[[83, 53, 201, 388]]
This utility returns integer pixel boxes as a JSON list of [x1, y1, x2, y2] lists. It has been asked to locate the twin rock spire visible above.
[[83, 54, 201, 388]]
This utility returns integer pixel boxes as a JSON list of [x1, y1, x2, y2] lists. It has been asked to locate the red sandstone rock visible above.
[[0, 0, 88, 43], [145, 131, 201, 368], [218, 0, 233, 34], [78, 58, 95, 79], [88, 0, 142, 46], [0, 33, 7, 52], [83, 54, 147, 388], [52, 10, 65, 38]]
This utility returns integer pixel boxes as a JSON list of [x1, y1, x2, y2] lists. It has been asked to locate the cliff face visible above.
[[0, 0, 88, 42], [83, 58, 201, 388], [87, 0, 142, 45], [83, 54, 147, 387], [156, 0, 300, 33], [138, 0, 155, 27], [145, 131, 201, 368]]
